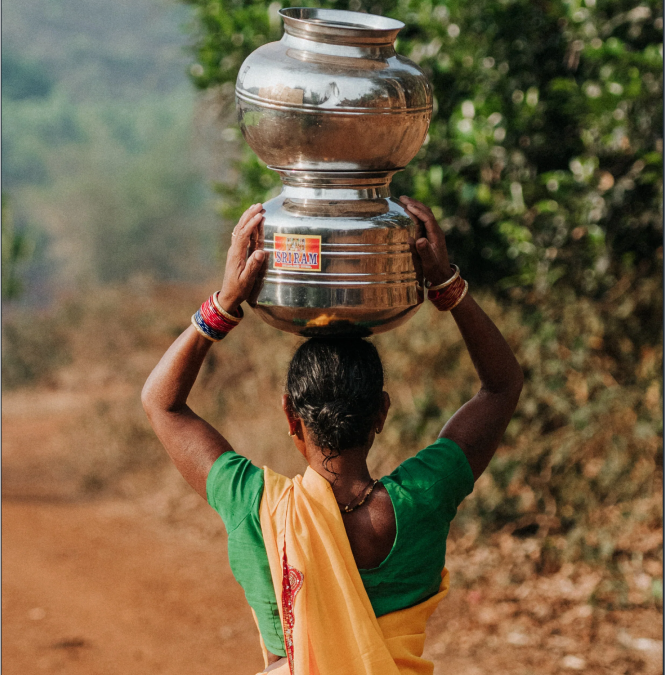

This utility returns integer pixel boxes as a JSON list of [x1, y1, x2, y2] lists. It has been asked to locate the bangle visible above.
[[201, 296, 243, 333], [415, 282, 426, 305], [192, 311, 226, 341], [213, 292, 242, 324], [425, 265, 460, 291], [192, 293, 244, 342], [428, 272, 469, 312], [452, 279, 469, 309]]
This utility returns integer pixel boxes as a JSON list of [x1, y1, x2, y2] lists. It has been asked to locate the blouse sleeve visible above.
[[206, 451, 287, 657], [388, 437, 475, 520], [206, 450, 264, 533]]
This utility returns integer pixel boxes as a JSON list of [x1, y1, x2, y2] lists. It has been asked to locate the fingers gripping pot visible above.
[[236, 8, 433, 336]]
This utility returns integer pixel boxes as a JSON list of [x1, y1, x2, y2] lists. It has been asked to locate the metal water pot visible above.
[[235, 8, 433, 336]]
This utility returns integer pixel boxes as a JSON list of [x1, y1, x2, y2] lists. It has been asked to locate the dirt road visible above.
[[2, 498, 263, 675]]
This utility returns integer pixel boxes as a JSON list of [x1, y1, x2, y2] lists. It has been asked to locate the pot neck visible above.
[[282, 33, 395, 60], [272, 169, 398, 200]]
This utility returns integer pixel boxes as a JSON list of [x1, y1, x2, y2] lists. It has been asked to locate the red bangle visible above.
[[428, 275, 468, 311], [195, 294, 244, 340]]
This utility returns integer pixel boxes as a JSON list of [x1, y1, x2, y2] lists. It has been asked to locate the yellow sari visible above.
[[255, 467, 450, 675]]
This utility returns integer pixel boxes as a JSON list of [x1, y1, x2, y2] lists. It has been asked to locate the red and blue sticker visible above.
[[273, 234, 321, 272]]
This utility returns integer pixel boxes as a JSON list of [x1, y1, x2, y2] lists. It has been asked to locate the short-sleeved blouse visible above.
[[207, 437, 474, 657]]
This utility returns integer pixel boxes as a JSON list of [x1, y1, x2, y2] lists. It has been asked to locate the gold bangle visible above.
[[191, 314, 222, 341], [213, 292, 243, 323], [426, 264, 460, 291], [449, 280, 469, 310]]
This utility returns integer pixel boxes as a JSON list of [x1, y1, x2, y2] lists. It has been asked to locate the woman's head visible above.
[[285, 337, 387, 456]]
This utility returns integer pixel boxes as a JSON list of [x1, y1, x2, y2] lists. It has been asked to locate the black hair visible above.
[[285, 338, 384, 461]]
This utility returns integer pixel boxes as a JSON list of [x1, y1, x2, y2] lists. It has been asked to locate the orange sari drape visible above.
[[255, 467, 449, 675]]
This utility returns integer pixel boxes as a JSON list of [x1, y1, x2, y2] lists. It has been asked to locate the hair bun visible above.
[[316, 400, 360, 452], [286, 338, 384, 454]]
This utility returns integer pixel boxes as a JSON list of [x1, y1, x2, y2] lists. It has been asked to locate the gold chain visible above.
[[338, 479, 379, 514]]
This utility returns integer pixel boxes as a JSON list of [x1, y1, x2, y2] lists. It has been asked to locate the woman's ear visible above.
[[282, 394, 296, 434], [283, 395, 308, 458], [375, 391, 391, 434]]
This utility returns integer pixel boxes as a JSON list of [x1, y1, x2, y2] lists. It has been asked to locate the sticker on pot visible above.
[[273, 234, 321, 271]]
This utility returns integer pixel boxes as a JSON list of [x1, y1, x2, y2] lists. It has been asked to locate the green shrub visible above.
[[1, 195, 36, 300]]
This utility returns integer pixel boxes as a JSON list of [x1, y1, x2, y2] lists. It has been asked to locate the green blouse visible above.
[[206, 437, 474, 657]]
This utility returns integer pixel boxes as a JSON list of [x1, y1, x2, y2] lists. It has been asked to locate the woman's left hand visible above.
[[218, 203, 267, 314], [399, 196, 453, 287]]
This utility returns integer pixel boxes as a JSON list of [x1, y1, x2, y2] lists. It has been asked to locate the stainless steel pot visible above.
[[251, 169, 420, 337], [236, 8, 432, 171], [235, 8, 432, 336]]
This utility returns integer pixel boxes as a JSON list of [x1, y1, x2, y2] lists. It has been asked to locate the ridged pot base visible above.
[[249, 170, 421, 337], [252, 304, 421, 338]]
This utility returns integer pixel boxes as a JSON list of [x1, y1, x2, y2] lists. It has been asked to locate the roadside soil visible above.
[[3, 380, 662, 675]]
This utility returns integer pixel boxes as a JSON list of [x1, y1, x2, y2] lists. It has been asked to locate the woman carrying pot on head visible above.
[[142, 196, 523, 675]]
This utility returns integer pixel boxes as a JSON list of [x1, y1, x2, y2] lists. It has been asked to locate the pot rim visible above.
[[279, 8, 404, 45]]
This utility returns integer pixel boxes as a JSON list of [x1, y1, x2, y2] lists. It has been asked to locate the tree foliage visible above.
[[1, 51, 54, 101], [2, 0, 218, 292], [182, 0, 662, 301], [1, 195, 35, 300]]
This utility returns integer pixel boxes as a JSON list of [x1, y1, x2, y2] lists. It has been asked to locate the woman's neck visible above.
[[307, 444, 374, 504]]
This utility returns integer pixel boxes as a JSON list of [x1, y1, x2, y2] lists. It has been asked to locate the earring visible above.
[[288, 430, 295, 437]]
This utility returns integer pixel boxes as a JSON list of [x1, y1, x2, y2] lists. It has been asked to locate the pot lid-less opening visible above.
[[279, 8, 404, 46]]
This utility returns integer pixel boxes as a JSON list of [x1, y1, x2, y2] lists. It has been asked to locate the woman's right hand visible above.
[[399, 196, 454, 286], [217, 203, 267, 314]]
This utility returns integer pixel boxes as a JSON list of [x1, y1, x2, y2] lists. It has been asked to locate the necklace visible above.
[[337, 479, 379, 513]]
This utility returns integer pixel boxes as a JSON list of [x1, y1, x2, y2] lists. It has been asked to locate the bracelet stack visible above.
[[426, 264, 469, 311], [191, 292, 243, 341]]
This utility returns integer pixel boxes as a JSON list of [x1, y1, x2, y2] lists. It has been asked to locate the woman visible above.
[[142, 197, 523, 675]]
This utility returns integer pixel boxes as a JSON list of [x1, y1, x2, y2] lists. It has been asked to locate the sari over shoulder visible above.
[[257, 467, 450, 675]]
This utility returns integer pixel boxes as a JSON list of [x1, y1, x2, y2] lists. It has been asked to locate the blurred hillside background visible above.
[[2, 0, 663, 674]]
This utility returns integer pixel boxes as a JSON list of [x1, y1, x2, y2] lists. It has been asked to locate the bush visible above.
[[1, 195, 36, 301], [373, 291, 661, 553], [2, 309, 71, 389]]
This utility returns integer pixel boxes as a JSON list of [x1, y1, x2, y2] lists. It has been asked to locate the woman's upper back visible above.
[[355, 439, 473, 615], [206, 437, 474, 656], [341, 483, 396, 570]]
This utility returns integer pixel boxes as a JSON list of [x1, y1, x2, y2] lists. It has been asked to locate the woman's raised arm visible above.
[[400, 196, 524, 481], [141, 204, 267, 498]]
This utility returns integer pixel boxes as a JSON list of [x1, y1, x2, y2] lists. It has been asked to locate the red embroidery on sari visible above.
[[281, 546, 304, 674]]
